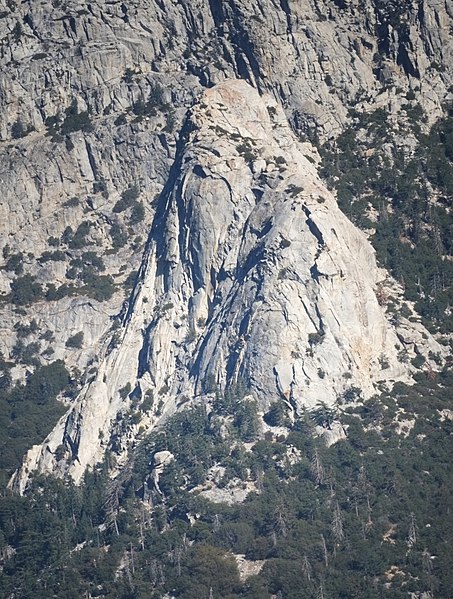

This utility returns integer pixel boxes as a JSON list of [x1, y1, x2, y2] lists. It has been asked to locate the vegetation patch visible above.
[[320, 105, 453, 333]]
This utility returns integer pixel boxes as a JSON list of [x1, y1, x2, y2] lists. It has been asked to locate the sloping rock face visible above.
[[1, 1, 451, 376], [10, 79, 446, 491], [1, 0, 451, 490]]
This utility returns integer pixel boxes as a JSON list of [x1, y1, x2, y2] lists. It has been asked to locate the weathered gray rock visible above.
[[10, 79, 447, 491], [2, 1, 451, 373], [1, 0, 451, 491]]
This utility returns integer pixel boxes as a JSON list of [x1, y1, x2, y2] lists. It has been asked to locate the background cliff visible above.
[[0, 0, 451, 486]]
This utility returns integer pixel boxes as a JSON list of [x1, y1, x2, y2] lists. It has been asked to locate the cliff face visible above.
[[1, 0, 451, 490]]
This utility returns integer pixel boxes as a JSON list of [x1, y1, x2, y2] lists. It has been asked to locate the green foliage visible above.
[[122, 67, 135, 83], [45, 282, 77, 301], [308, 331, 325, 346], [130, 201, 145, 225], [113, 186, 139, 213], [114, 113, 127, 126], [123, 270, 138, 290], [110, 222, 128, 250], [14, 319, 39, 338], [11, 120, 33, 139], [11, 340, 41, 366], [38, 250, 66, 262], [60, 100, 93, 135], [10, 275, 43, 305], [1, 368, 453, 598], [11, 21, 23, 41], [45, 250, 114, 302], [112, 187, 145, 226], [320, 106, 453, 332], [65, 331, 84, 349], [132, 82, 166, 119], [119, 383, 131, 400], [93, 178, 108, 196], [63, 196, 80, 208], [81, 274, 115, 301], [234, 399, 260, 441], [263, 401, 288, 427], [309, 401, 337, 428], [68, 221, 93, 249], [0, 361, 69, 482], [5, 252, 24, 274], [42, 234, 114, 302], [236, 141, 257, 163], [172, 545, 241, 598], [339, 386, 363, 404], [66, 252, 105, 281]]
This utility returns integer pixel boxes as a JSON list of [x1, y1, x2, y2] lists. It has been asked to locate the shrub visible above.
[[123, 68, 135, 83], [129, 202, 145, 224], [12, 340, 41, 366], [93, 179, 108, 195], [280, 238, 291, 249], [45, 115, 61, 139], [10, 275, 43, 305], [66, 331, 84, 349], [45, 283, 77, 301], [267, 105, 277, 117], [411, 354, 426, 368], [131, 83, 165, 117], [60, 100, 93, 135], [61, 226, 74, 246], [11, 22, 23, 41], [113, 186, 139, 213], [40, 330, 55, 342], [69, 221, 92, 249], [308, 331, 325, 346], [81, 252, 105, 271], [236, 142, 256, 162], [82, 274, 115, 301], [110, 223, 127, 250], [340, 386, 362, 403], [264, 402, 288, 427], [11, 120, 33, 139], [164, 110, 176, 132], [14, 319, 39, 338], [39, 250, 66, 263], [119, 383, 131, 400], [124, 270, 138, 289], [5, 253, 24, 274], [114, 113, 127, 126], [63, 197, 80, 208], [141, 392, 154, 411]]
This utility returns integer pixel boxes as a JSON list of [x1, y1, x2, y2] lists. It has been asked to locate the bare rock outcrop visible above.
[[10, 79, 446, 491], [1, 0, 451, 383], [1, 1, 451, 492]]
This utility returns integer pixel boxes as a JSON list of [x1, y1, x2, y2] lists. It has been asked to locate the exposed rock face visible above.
[[10, 79, 446, 491], [1, 1, 451, 490], [150, 451, 174, 496]]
